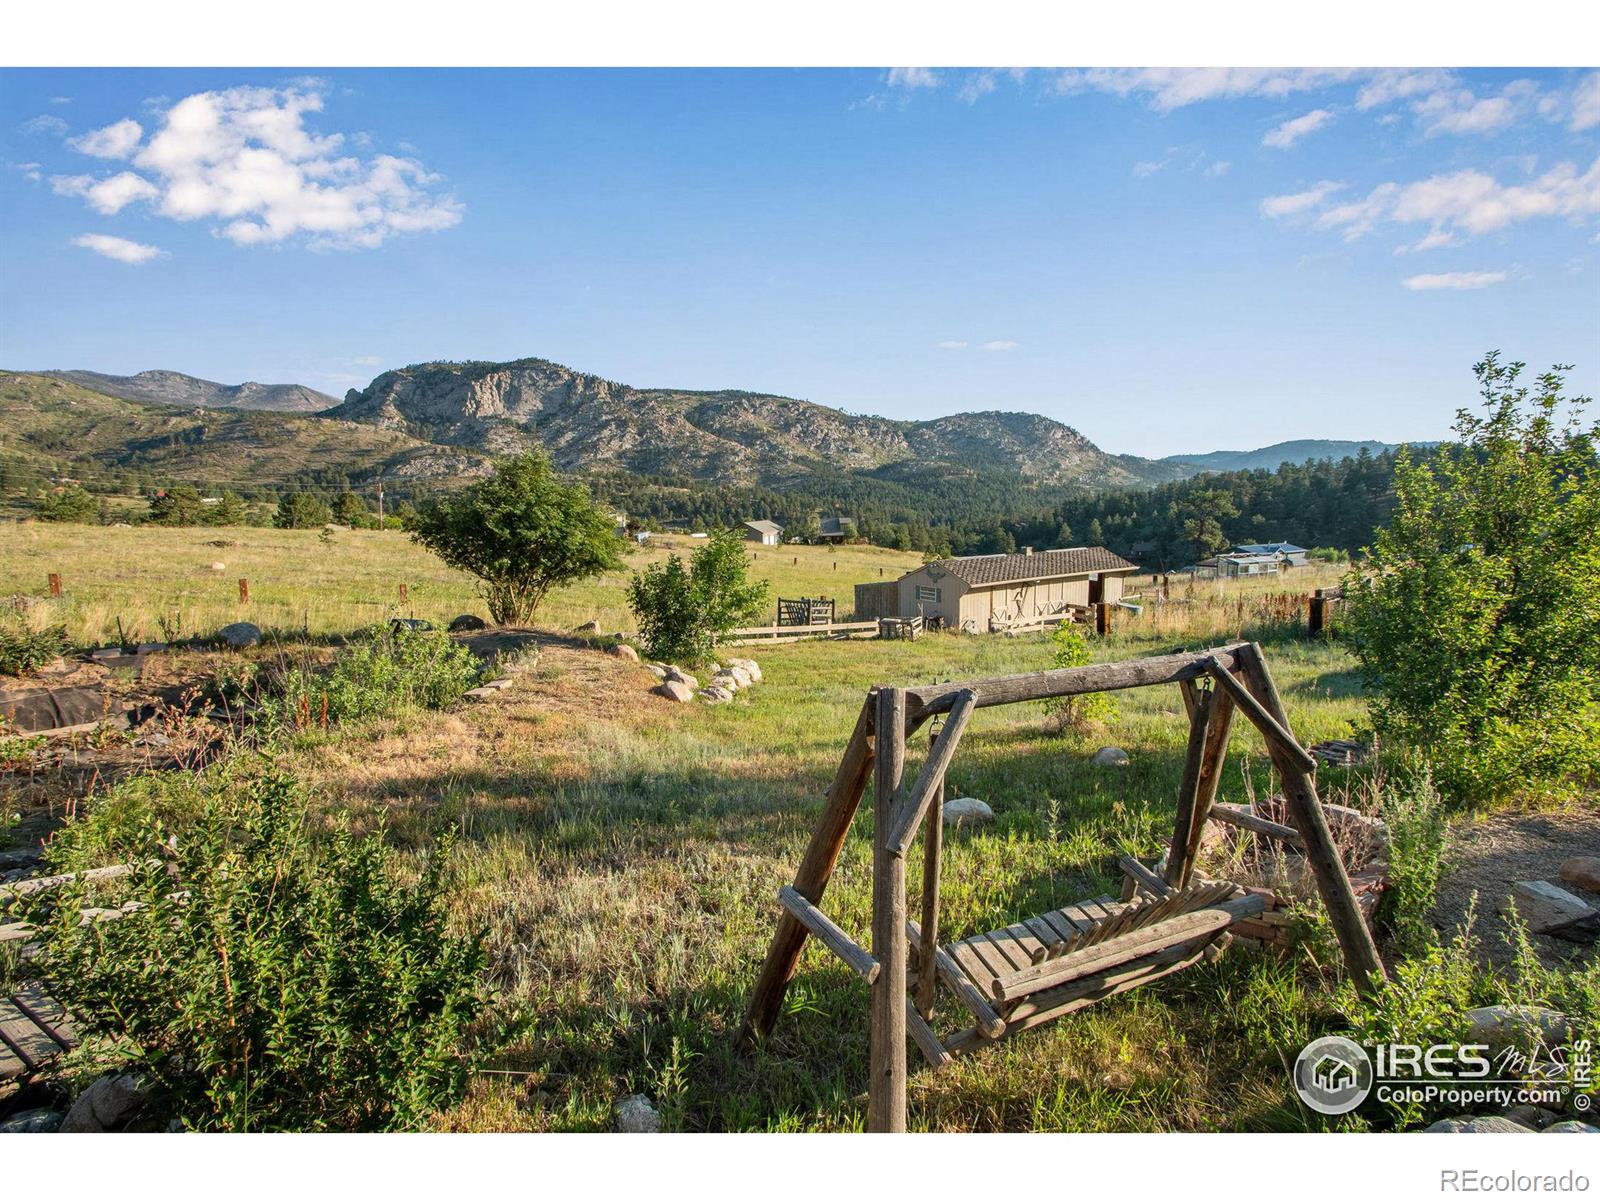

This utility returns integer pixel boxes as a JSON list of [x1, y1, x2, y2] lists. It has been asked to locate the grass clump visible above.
[[0, 604, 67, 675], [30, 767, 486, 1131]]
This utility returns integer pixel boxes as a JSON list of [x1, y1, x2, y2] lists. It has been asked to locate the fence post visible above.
[[239, 578, 250, 604], [47, 572, 62, 597], [1095, 602, 1111, 636], [399, 582, 408, 604]]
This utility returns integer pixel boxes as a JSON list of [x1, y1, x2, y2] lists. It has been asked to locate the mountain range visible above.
[[5, 357, 1414, 500]]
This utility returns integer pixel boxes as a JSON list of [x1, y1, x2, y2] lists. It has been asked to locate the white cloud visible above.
[[1401, 271, 1507, 291], [1260, 180, 1345, 219], [1262, 108, 1334, 149], [68, 118, 143, 159], [935, 340, 967, 350], [1397, 228, 1458, 253], [1204, 160, 1232, 177], [1132, 159, 1167, 178], [1354, 69, 1456, 111], [981, 340, 1018, 351], [957, 72, 998, 104], [353, 355, 382, 366], [11, 161, 42, 183], [887, 68, 939, 90], [1412, 82, 1536, 137], [1054, 68, 1358, 112], [49, 96, 71, 106], [19, 114, 69, 137], [71, 233, 163, 264], [1570, 71, 1600, 132], [48, 84, 462, 251], [52, 171, 160, 214], [1306, 158, 1600, 241]]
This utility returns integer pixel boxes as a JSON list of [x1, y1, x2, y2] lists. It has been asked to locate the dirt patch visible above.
[[1431, 808, 1600, 970]]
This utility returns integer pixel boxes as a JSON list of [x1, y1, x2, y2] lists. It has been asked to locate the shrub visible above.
[[1040, 620, 1115, 731], [411, 451, 622, 625], [31, 768, 485, 1130], [36, 484, 97, 523], [627, 528, 770, 663], [147, 484, 206, 527], [1343, 354, 1600, 803], [0, 608, 67, 675], [264, 625, 483, 732], [1376, 767, 1451, 957]]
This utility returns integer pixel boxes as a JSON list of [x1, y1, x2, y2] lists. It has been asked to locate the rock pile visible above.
[[645, 656, 765, 705]]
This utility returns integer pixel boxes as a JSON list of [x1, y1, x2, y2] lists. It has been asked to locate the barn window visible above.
[[915, 585, 941, 603]]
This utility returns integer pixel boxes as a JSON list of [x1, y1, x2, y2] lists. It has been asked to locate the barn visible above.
[[877, 546, 1139, 631], [743, 519, 783, 546]]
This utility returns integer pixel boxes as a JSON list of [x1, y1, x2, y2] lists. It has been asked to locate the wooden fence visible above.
[[722, 619, 879, 646]]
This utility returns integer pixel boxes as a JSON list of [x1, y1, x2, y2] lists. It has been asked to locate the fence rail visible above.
[[722, 619, 879, 646]]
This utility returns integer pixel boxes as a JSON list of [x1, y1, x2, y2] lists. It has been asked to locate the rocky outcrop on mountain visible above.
[[43, 369, 337, 414], [330, 357, 1176, 487]]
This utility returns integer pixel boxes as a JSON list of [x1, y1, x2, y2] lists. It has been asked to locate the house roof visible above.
[[920, 546, 1138, 587], [819, 516, 856, 536], [1235, 542, 1306, 555], [743, 519, 783, 535]]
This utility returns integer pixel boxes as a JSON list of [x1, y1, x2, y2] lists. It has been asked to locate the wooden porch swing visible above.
[[739, 641, 1386, 1132]]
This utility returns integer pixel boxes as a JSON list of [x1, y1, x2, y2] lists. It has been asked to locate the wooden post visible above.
[[238, 578, 250, 604], [1165, 689, 1214, 887], [869, 686, 908, 1133], [917, 764, 944, 1020], [1308, 593, 1326, 636], [1095, 602, 1111, 636], [47, 573, 61, 597], [740, 695, 877, 1045], [1234, 643, 1385, 994], [399, 582, 408, 604]]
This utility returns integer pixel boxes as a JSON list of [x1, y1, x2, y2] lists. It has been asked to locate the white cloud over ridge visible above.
[[1263, 109, 1333, 149], [72, 233, 162, 264], [1402, 271, 1507, 291], [49, 85, 462, 251]]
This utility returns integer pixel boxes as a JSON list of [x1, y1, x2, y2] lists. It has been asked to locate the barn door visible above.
[[1088, 575, 1104, 606]]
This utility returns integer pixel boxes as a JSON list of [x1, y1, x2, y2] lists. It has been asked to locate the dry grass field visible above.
[[5, 524, 1467, 1131]]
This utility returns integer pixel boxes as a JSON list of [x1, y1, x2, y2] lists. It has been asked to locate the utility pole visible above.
[[377, 481, 384, 526]]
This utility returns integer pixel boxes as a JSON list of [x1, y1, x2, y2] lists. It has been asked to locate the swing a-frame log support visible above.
[[737, 641, 1386, 1132]]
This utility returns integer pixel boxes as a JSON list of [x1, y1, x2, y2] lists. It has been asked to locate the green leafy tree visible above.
[[1041, 620, 1116, 732], [208, 490, 248, 526], [274, 491, 333, 530], [37, 484, 97, 523], [334, 491, 371, 528], [147, 484, 207, 527], [410, 451, 622, 625], [1344, 354, 1600, 802], [1181, 488, 1239, 562], [627, 528, 770, 663]]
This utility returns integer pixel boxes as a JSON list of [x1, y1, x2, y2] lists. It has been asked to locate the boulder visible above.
[[1503, 1105, 1563, 1130], [652, 681, 694, 703], [1545, 1121, 1600, 1133], [389, 618, 434, 634], [727, 658, 762, 684], [727, 666, 753, 690], [1505, 881, 1599, 935], [574, 620, 603, 635], [1465, 1005, 1571, 1048], [615, 1094, 661, 1133], [610, 643, 640, 662], [217, 621, 262, 650], [209, 561, 226, 571], [61, 1073, 152, 1133], [1092, 746, 1130, 767], [1425, 1115, 1534, 1134], [664, 667, 698, 689], [645, 664, 667, 680], [701, 685, 733, 703], [448, 614, 488, 633], [710, 673, 741, 693], [0, 1107, 65, 1133], [1558, 856, 1600, 894], [943, 797, 995, 830]]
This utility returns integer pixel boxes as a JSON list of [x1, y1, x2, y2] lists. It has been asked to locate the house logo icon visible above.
[[1293, 1036, 1373, 1115]]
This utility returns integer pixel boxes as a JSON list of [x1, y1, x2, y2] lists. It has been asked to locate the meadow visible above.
[[3, 523, 1480, 1131]]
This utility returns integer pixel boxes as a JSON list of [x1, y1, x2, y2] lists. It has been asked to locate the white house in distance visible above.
[[743, 519, 783, 546], [1235, 542, 1309, 567], [856, 546, 1139, 631]]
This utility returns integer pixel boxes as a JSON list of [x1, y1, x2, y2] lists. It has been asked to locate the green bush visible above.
[[31, 768, 485, 1130], [274, 491, 334, 530], [265, 625, 483, 731], [1040, 620, 1116, 731], [1344, 354, 1600, 803], [627, 528, 769, 664], [1377, 768, 1451, 957], [36, 484, 97, 523], [0, 610, 67, 675], [147, 484, 206, 527]]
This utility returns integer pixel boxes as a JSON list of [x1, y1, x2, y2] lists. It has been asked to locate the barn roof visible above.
[[922, 546, 1138, 587], [743, 519, 783, 535]]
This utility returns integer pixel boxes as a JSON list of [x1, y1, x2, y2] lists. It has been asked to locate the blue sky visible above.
[[2, 67, 1596, 457]]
